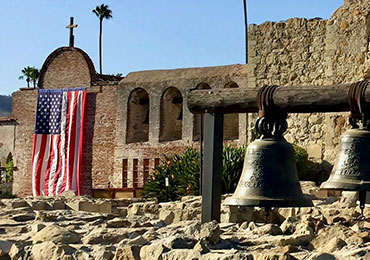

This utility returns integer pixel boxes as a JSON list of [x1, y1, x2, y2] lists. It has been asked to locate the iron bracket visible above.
[[256, 85, 287, 139], [348, 80, 370, 129]]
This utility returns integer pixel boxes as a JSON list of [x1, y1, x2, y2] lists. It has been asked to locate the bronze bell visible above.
[[320, 128, 370, 214], [224, 134, 313, 208], [321, 80, 370, 214], [320, 128, 370, 192], [225, 85, 313, 208]]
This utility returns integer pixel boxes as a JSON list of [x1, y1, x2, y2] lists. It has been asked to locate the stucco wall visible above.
[[0, 119, 16, 165]]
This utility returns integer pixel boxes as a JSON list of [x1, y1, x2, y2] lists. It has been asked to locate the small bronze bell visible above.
[[225, 85, 313, 208], [320, 128, 370, 191]]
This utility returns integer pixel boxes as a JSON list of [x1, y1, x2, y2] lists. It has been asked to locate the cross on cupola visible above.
[[66, 17, 78, 47]]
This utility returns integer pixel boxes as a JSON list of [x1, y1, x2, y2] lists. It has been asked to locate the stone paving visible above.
[[0, 184, 369, 259]]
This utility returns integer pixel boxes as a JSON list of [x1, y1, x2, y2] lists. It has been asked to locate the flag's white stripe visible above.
[[72, 91, 82, 191], [39, 135, 52, 196], [48, 135, 59, 196], [31, 135, 43, 196], [66, 91, 76, 190], [56, 92, 68, 194]]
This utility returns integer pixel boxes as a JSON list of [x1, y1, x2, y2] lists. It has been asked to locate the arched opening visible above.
[[126, 88, 150, 143], [224, 82, 239, 140], [160, 87, 183, 142], [193, 83, 211, 141]]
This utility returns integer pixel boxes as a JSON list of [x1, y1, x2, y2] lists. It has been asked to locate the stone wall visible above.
[[247, 0, 370, 165]]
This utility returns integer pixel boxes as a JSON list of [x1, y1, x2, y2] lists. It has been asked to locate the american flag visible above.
[[31, 88, 86, 196]]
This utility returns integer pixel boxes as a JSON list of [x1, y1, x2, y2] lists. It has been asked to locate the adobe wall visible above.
[[247, 0, 370, 166]]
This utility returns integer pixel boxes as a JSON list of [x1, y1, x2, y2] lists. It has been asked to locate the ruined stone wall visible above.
[[247, 0, 370, 166]]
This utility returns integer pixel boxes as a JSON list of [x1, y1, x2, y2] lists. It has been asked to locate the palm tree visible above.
[[92, 4, 113, 74], [18, 66, 33, 88], [30, 67, 40, 88]]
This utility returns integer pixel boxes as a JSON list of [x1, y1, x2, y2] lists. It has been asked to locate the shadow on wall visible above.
[[193, 83, 211, 141], [127, 88, 150, 143], [81, 93, 95, 195], [224, 82, 239, 140], [160, 87, 183, 142]]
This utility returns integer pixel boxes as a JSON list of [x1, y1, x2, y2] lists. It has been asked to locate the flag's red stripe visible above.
[[76, 91, 86, 195], [32, 134, 47, 196], [68, 91, 78, 191], [31, 134, 39, 196]]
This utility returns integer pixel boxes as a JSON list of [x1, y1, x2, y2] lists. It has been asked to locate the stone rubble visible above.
[[0, 184, 369, 260]]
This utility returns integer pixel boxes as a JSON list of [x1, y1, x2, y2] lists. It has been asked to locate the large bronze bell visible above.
[[225, 85, 313, 208], [320, 128, 370, 191], [224, 136, 313, 207]]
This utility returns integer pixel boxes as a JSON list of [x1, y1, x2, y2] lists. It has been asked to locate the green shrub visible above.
[[5, 152, 14, 182], [222, 146, 247, 194], [142, 146, 246, 201], [143, 144, 319, 201], [292, 144, 310, 181], [141, 148, 200, 202]]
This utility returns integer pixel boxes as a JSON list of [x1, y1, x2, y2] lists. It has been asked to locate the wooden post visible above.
[[202, 113, 224, 223]]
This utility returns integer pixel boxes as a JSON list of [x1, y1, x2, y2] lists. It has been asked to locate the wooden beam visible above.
[[187, 83, 370, 114]]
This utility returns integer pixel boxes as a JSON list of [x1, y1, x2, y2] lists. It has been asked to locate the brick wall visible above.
[[12, 89, 37, 196], [85, 85, 118, 190], [40, 47, 94, 89]]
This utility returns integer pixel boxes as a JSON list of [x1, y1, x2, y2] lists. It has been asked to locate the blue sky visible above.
[[0, 0, 342, 95]]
